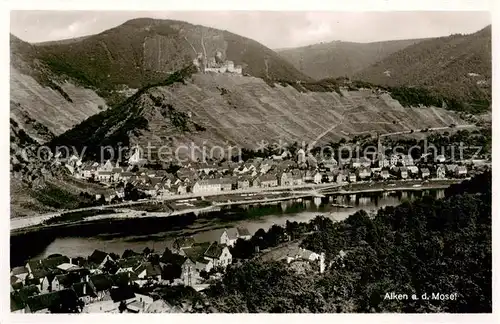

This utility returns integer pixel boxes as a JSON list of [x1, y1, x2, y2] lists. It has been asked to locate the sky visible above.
[[10, 11, 491, 49]]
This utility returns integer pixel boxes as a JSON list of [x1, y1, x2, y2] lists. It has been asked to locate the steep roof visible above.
[[12, 284, 40, 311], [134, 262, 162, 277], [88, 249, 109, 264], [26, 289, 77, 313], [160, 249, 188, 266], [204, 243, 226, 259], [225, 228, 239, 240], [11, 266, 28, 276], [110, 286, 136, 303], [71, 282, 96, 298], [182, 242, 211, 263], [89, 274, 114, 292]]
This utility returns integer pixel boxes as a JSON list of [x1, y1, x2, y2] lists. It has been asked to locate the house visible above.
[[115, 256, 144, 274], [10, 285, 40, 313], [380, 170, 390, 180], [80, 165, 96, 179], [455, 165, 467, 177], [436, 155, 446, 163], [280, 172, 293, 186], [399, 167, 408, 179], [436, 165, 446, 179], [401, 155, 414, 166], [176, 183, 188, 195], [258, 174, 278, 188], [420, 168, 430, 179], [356, 167, 371, 180], [291, 172, 303, 186], [88, 274, 114, 301], [313, 172, 322, 184], [25, 289, 78, 313], [237, 177, 251, 190], [160, 249, 197, 285], [96, 171, 113, 182], [72, 282, 96, 306], [378, 157, 390, 168], [88, 250, 115, 269], [285, 247, 321, 263], [336, 171, 347, 184], [407, 166, 419, 177], [219, 227, 252, 246], [172, 236, 197, 253], [134, 262, 162, 282], [220, 178, 234, 191], [203, 243, 232, 268], [11, 266, 29, 282], [145, 299, 177, 313], [192, 179, 222, 195], [348, 172, 357, 183], [390, 155, 400, 166], [445, 164, 459, 176]]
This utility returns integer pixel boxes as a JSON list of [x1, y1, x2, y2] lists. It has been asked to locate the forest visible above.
[[200, 171, 491, 313]]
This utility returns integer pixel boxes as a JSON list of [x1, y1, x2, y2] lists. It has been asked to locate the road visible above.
[[10, 183, 340, 231], [378, 124, 476, 138]]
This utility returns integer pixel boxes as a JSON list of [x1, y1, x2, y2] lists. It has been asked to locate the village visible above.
[[10, 223, 328, 313], [57, 145, 487, 204]]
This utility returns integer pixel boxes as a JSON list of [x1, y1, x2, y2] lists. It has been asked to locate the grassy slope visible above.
[[277, 38, 424, 80], [354, 25, 491, 108]]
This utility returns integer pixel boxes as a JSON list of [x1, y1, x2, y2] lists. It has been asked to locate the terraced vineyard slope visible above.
[[51, 71, 468, 161]]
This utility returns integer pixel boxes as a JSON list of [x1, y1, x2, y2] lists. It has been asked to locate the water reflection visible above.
[[18, 189, 444, 262]]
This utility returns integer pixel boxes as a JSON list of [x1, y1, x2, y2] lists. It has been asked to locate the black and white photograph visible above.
[[6, 2, 494, 317]]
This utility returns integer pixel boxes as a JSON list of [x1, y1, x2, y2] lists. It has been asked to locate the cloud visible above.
[[10, 11, 491, 48]]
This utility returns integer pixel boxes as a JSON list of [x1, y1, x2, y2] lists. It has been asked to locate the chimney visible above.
[[83, 283, 87, 295], [85, 274, 89, 283], [69, 257, 73, 265]]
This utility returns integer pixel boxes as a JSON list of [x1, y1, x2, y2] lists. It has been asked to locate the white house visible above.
[[313, 172, 322, 184], [192, 179, 222, 195]]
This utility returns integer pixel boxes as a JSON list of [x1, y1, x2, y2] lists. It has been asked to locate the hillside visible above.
[[29, 18, 310, 94], [10, 18, 310, 143], [50, 68, 468, 162], [277, 39, 424, 80], [354, 25, 491, 109], [10, 35, 108, 143]]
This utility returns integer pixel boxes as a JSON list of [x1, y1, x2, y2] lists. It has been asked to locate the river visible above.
[[10, 189, 444, 266]]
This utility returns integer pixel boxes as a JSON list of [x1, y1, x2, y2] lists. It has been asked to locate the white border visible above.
[[1, 1, 498, 324]]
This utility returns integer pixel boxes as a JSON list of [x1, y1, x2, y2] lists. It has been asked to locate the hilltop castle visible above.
[[192, 51, 243, 75]]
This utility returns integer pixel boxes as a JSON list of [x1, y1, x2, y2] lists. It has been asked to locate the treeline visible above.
[[201, 171, 491, 313]]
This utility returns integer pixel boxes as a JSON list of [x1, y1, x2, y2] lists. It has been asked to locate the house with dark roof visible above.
[[88, 274, 114, 301], [88, 250, 116, 269], [172, 236, 197, 253], [160, 248, 197, 285], [10, 285, 40, 313], [25, 289, 78, 313], [116, 255, 144, 274], [204, 242, 232, 268], [134, 262, 162, 282]]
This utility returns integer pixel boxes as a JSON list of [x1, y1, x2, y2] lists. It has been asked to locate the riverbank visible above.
[[10, 178, 463, 234]]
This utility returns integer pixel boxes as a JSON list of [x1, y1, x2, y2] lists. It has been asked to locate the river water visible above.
[[10, 189, 444, 266]]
